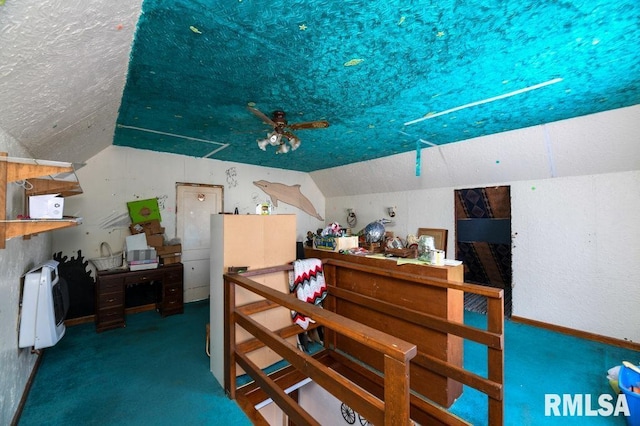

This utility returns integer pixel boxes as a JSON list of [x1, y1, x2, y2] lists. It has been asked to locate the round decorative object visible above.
[[363, 220, 385, 243], [341, 403, 356, 424]]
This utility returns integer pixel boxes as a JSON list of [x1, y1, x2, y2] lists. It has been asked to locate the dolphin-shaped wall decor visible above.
[[253, 180, 324, 221]]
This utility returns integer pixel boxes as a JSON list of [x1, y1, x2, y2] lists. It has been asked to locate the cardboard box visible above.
[[157, 244, 182, 256], [29, 194, 64, 219], [146, 234, 164, 249], [129, 219, 164, 236], [160, 255, 181, 265], [313, 236, 358, 252]]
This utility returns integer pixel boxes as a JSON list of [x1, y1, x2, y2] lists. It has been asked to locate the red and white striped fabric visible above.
[[289, 258, 327, 329]]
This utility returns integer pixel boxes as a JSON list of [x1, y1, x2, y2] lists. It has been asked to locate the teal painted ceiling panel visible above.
[[114, 0, 640, 172]]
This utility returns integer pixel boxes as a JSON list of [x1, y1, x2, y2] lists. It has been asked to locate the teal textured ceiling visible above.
[[114, 0, 640, 172]]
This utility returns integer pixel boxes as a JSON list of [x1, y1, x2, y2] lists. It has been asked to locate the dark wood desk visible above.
[[95, 263, 184, 332]]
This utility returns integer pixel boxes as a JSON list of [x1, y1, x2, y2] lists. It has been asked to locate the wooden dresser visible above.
[[95, 263, 184, 332]]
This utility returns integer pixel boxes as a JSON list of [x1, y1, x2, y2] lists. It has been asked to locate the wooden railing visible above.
[[321, 258, 504, 425], [223, 259, 505, 425], [224, 265, 417, 426]]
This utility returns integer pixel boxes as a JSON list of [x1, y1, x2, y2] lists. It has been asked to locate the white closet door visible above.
[[176, 183, 223, 302]]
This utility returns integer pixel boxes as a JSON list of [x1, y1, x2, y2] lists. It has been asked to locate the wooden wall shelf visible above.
[[0, 152, 83, 249]]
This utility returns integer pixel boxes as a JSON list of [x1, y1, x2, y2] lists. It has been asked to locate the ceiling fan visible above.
[[248, 106, 329, 154]]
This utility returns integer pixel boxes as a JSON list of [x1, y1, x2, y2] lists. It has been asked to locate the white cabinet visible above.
[[209, 214, 297, 387]]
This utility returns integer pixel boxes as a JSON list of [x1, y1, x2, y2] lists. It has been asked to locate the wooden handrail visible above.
[[223, 258, 505, 425], [320, 257, 505, 425], [224, 270, 417, 426], [226, 272, 417, 362]]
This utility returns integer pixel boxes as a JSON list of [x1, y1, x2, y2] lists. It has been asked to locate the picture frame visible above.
[[417, 228, 448, 253]]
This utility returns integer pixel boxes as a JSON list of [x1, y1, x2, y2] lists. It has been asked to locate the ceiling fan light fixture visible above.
[[288, 136, 301, 151], [276, 143, 290, 154], [248, 107, 328, 155], [257, 138, 270, 150], [268, 131, 282, 145]]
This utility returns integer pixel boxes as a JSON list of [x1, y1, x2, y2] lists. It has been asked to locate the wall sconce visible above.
[[388, 206, 396, 217], [346, 208, 357, 227]]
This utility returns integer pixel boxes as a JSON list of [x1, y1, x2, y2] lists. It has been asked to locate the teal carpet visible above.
[[19, 300, 251, 426], [19, 302, 639, 425], [451, 312, 639, 425]]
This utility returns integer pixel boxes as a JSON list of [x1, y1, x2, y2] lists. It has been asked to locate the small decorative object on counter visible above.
[[418, 235, 435, 263], [256, 202, 272, 215], [321, 222, 344, 237], [305, 231, 315, 247], [312, 222, 358, 252], [361, 219, 387, 243]]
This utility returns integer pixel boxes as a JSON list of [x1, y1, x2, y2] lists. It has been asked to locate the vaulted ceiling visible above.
[[1, 1, 639, 173]]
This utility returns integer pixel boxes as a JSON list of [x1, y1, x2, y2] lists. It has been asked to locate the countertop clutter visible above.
[[306, 220, 451, 266]]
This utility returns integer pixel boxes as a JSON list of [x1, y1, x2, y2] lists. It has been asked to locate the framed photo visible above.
[[417, 228, 448, 253]]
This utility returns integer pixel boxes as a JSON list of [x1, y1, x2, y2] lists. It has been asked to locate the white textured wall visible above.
[[52, 146, 326, 300], [0, 130, 53, 425], [512, 172, 640, 341], [321, 106, 640, 342]]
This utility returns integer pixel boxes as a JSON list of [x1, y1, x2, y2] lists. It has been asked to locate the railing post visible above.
[[487, 296, 504, 425], [384, 354, 412, 426]]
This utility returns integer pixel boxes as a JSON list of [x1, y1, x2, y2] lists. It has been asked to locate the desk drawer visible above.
[[164, 269, 183, 283], [124, 272, 163, 285], [97, 291, 124, 308], [96, 306, 124, 324], [98, 278, 123, 294], [164, 295, 183, 310], [164, 282, 183, 298]]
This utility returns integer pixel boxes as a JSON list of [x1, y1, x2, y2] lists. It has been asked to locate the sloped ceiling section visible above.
[[310, 105, 640, 197], [114, 0, 640, 172], [0, 0, 143, 164]]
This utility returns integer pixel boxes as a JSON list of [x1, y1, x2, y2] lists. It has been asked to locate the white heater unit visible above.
[[19, 260, 69, 350]]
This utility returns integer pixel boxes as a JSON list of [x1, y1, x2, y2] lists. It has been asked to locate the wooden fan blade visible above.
[[247, 106, 276, 126], [288, 120, 330, 130]]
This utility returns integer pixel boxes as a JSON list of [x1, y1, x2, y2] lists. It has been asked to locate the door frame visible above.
[[175, 182, 224, 302]]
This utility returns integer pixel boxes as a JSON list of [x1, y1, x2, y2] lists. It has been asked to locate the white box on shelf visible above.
[[29, 194, 64, 219]]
